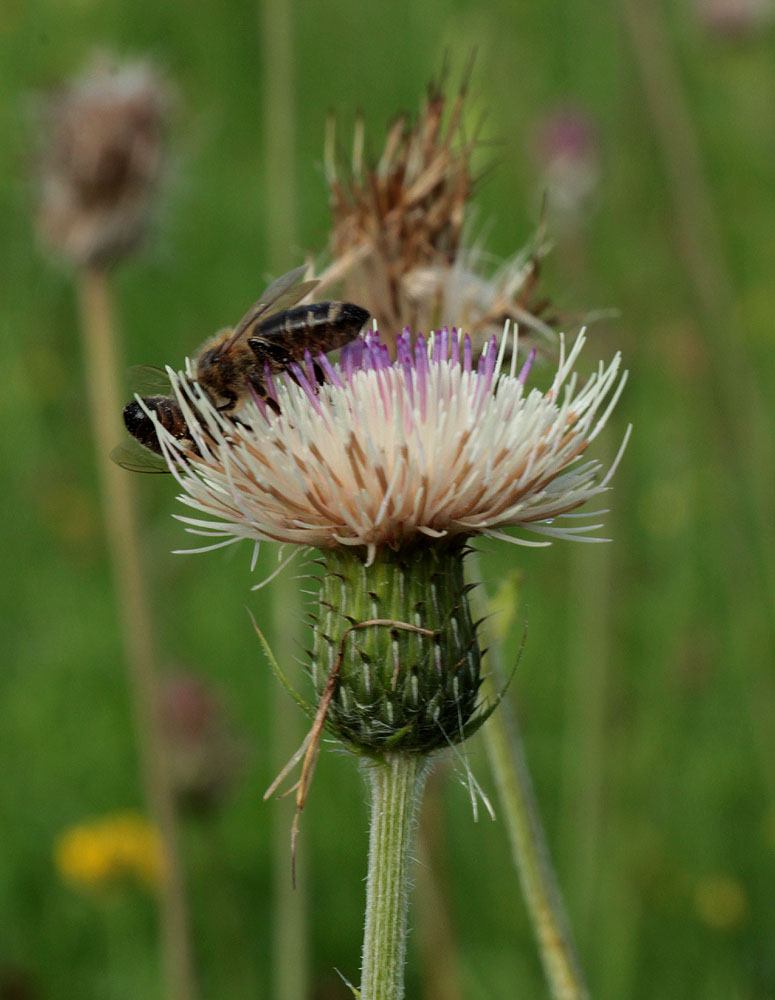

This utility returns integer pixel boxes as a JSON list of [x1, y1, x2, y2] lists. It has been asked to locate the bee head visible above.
[[200, 345, 221, 367]]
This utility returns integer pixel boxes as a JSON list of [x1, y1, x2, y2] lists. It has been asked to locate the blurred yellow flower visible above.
[[54, 811, 164, 892], [693, 873, 748, 931]]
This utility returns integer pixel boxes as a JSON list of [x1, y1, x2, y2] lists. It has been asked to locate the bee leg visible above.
[[216, 390, 238, 413], [247, 337, 293, 369], [248, 372, 281, 415], [230, 414, 253, 432]]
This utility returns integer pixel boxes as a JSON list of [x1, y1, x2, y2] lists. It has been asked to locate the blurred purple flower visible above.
[[532, 107, 600, 230], [159, 673, 243, 814]]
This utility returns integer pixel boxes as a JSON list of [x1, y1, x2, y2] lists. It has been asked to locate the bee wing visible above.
[[219, 265, 320, 355], [110, 439, 171, 474], [126, 364, 175, 395]]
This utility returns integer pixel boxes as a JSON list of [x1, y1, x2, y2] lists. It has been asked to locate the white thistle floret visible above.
[[155, 324, 629, 564]]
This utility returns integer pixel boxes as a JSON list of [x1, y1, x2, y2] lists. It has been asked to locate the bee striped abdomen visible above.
[[253, 301, 369, 354], [123, 395, 193, 456]]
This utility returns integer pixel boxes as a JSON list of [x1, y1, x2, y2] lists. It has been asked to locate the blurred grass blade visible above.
[[473, 557, 589, 1000], [76, 266, 198, 1000], [258, 0, 310, 995]]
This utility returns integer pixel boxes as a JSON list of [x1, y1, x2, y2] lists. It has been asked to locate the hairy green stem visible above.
[[361, 753, 429, 1000]]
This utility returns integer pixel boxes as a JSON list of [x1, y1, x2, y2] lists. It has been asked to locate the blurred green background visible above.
[[2, 0, 774, 997]]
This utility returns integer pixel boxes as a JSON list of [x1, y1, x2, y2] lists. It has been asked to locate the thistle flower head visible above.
[[149, 323, 626, 756], [37, 53, 170, 267], [158, 325, 627, 564]]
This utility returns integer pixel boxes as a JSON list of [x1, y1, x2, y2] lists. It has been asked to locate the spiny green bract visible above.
[[310, 543, 483, 754]]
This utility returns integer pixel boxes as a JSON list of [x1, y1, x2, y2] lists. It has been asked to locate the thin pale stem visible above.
[[470, 556, 589, 1000], [559, 442, 612, 944], [481, 675, 589, 1000], [76, 266, 198, 1000], [259, 0, 298, 264], [360, 753, 430, 1000]]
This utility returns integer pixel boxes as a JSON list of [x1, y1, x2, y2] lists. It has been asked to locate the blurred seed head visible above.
[[532, 107, 600, 232], [695, 0, 775, 38], [159, 672, 243, 815], [37, 53, 171, 268]]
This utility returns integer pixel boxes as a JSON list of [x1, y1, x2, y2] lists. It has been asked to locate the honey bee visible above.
[[114, 265, 370, 472], [120, 387, 200, 467]]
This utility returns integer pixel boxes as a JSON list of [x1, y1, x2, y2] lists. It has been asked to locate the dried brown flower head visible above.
[[37, 54, 170, 268], [323, 75, 478, 344], [320, 74, 557, 354]]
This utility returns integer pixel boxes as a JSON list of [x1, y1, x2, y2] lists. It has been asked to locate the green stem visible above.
[[481, 673, 589, 1000], [360, 753, 430, 1000]]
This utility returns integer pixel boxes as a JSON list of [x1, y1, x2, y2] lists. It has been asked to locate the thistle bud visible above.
[[311, 543, 482, 754], [695, 0, 774, 38]]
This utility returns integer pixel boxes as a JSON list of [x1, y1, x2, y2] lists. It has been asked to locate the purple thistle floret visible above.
[[519, 348, 537, 385]]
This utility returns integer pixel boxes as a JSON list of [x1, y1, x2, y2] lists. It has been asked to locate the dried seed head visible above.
[[323, 76, 477, 346], [37, 54, 170, 267], [320, 74, 559, 359]]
